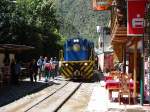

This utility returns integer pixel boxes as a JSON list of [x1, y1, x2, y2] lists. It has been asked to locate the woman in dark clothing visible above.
[[29, 59, 38, 82], [10, 59, 21, 84], [10, 59, 16, 84], [15, 60, 21, 84]]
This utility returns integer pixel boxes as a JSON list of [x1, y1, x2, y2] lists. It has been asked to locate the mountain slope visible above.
[[55, 0, 110, 42]]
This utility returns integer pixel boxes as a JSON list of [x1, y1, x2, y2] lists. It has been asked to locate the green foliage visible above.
[[16, 0, 58, 31], [0, 0, 64, 59], [0, 0, 110, 59], [55, 0, 110, 42], [0, 0, 16, 43]]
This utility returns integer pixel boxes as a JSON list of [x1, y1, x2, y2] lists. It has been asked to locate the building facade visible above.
[[110, 0, 150, 104]]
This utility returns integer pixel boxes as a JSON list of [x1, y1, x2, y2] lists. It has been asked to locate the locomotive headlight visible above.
[[73, 39, 79, 42], [84, 62, 88, 66], [65, 63, 68, 66]]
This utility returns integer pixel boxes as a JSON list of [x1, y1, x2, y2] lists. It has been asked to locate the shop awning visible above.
[[111, 26, 128, 44], [0, 44, 34, 53]]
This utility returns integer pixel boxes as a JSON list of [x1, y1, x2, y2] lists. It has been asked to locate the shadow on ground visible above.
[[0, 81, 54, 107], [71, 70, 104, 83], [92, 70, 104, 82]]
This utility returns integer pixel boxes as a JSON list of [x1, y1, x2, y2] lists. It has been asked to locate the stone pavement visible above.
[[86, 81, 150, 112], [0, 78, 150, 112], [0, 76, 67, 108], [0, 78, 49, 107]]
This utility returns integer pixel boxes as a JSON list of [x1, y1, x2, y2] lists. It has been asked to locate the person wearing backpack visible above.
[[44, 59, 51, 82]]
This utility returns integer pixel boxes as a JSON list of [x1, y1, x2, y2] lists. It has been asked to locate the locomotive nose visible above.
[[73, 63, 80, 70]]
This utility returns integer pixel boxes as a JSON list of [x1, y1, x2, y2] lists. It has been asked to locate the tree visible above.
[[0, 0, 17, 43], [0, 0, 64, 59]]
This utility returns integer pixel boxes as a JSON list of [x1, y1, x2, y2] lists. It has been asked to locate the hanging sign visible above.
[[127, 0, 147, 36], [92, 0, 112, 11]]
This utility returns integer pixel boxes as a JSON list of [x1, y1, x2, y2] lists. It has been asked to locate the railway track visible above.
[[53, 83, 82, 112], [1, 80, 82, 112], [26, 82, 82, 112]]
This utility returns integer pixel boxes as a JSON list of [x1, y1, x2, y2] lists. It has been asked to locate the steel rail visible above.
[[24, 81, 70, 112], [54, 83, 82, 112]]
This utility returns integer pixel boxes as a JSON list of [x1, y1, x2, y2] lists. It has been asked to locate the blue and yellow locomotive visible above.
[[59, 37, 95, 80]]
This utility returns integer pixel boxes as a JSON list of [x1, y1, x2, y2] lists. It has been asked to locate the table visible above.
[[105, 80, 138, 100], [104, 76, 113, 81]]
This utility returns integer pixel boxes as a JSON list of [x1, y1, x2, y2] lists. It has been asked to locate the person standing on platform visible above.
[[50, 58, 55, 80], [44, 58, 51, 82], [37, 56, 44, 81], [29, 59, 38, 82], [53, 57, 59, 77], [15, 60, 21, 84], [10, 59, 16, 84]]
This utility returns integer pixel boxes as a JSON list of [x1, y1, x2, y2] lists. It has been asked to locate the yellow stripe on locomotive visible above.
[[61, 61, 94, 80]]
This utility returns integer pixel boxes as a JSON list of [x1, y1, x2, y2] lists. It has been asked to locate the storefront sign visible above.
[[127, 0, 146, 36], [92, 0, 112, 11]]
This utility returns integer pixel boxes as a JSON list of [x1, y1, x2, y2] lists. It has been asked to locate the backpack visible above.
[[45, 63, 52, 71]]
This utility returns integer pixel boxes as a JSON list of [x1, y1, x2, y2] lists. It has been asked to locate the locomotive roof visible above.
[[65, 37, 94, 48], [67, 37, 93, 43]]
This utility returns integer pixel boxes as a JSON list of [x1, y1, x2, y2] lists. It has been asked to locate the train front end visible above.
[[60, 37, 94, 80]]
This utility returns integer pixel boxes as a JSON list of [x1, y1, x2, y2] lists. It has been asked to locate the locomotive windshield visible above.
[[64, 37, 94, 61]]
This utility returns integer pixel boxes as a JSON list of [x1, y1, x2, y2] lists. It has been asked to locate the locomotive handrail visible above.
[[89, 48, 94, 61], [59, 50, 64, 61]]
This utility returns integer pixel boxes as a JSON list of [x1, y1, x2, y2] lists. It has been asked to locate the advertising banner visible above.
[[127, 0, 146, 36], [92, 0, 112, 11]]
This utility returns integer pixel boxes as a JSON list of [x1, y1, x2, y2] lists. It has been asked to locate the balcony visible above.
[[110, 0, 127, 45]]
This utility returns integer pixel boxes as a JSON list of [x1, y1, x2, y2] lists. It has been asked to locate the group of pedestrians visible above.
[[29, 56, 58, 82]]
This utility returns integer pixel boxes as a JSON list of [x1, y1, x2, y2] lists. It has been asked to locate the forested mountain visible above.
[[0, 0, 111, 59], [54, 0, 111, 42]]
